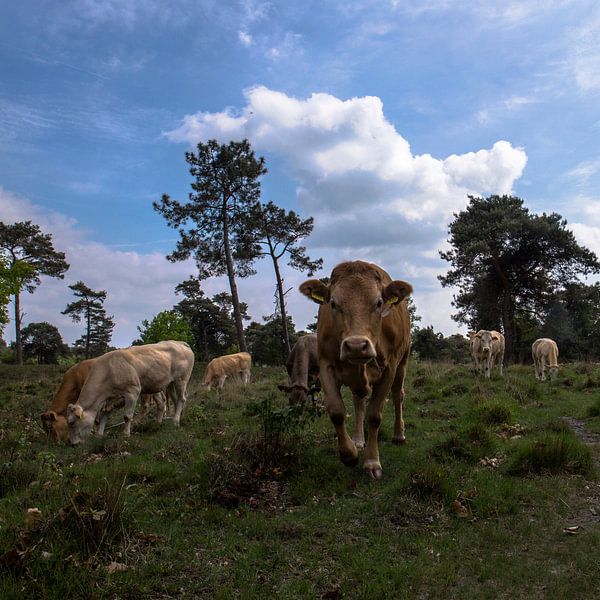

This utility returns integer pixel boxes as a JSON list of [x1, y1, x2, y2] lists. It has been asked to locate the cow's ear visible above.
[[467, 331, 476, 340], [68, 404, 84, 419], [299, 279, 329, 305], [383, 280, 412, 305], [475, 331, 483, 338], [277, 383, 292, 393], [492, 333, 500, 340], [41, 411, 57, 422]]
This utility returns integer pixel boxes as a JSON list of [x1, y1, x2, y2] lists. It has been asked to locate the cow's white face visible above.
[[300, 265, 412, 365], [67, 403, 94, 445], [476, 330, 494, 354], [549, 365, 558, 381]]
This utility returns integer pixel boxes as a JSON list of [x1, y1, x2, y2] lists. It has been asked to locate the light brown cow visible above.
[[469, 330, 505, 378], [277, 334, 320, 406], [300, 261, 412, 480], [41, 358, 96, 442], [67, 341, 195, 445], [202, 352, 251, 391], [532, 338, 559, 381]]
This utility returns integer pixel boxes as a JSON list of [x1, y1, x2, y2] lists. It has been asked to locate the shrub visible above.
[[587, 397, 600, 418], [506, 432, 596, 477]]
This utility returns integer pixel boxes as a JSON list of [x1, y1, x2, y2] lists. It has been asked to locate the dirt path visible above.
[[562, 416, 600, 528]]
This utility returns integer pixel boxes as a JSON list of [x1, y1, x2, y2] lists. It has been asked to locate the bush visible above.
[[506, 432, 596, 477], [587, 397, 600, 417]]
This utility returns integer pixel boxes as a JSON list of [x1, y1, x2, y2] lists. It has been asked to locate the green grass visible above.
[[2, 361, 600, 598]]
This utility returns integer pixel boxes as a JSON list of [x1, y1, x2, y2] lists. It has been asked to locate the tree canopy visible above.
[[0, 221, 69, 364], [62, 281, 114, 358], [21, 321, 68, 364], [135, 310, 194, 346], [439, 195, 599, 362]]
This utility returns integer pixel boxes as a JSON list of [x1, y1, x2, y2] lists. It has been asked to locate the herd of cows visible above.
[[38, 260, 562, 480]]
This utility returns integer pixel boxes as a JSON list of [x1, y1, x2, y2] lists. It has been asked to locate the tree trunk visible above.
[[270, 248, 291, 357], [501, 289, 516, 365], [14, 291, 22, 366], [222, 205, 247, 353], [85, 306, 91, 359]]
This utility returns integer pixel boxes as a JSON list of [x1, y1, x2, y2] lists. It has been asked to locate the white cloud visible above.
[[238, 31, 253, 47], [164, 86, 527, 334], [570, 222, 600, 256], [565, 160, 600, 186], [568, 16, 600, 91]]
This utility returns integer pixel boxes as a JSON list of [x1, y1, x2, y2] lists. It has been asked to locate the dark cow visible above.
[[278, 334, 320, 406], [300, 261, 412, 479]]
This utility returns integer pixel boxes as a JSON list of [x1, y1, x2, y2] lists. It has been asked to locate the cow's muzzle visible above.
[[340, 336, 377, 364]]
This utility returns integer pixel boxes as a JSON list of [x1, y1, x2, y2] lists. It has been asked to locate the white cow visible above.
[[532, 338, 559, 381], [469, 330, 505, 378], [67, 341, 194, 445]]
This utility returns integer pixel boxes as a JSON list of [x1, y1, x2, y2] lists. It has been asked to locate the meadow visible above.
[[1, 360, 600, 599]]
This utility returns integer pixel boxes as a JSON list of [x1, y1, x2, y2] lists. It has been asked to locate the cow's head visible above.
[[549, 365, 559, 381], [41, 410, 69, 442], [474, 330, 494, 355], [300, 262, 412, 364], [67, 403, 94, 445], [278, 382, 308, 406]]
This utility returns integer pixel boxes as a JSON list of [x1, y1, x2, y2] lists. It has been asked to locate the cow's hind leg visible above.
[[351, 394, 366, 449], [96, 411, 109, 437], [169, 379, 188, 426]]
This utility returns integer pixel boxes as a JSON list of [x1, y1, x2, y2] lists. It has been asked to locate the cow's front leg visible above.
[[96, 411, 109, 436], [322, 363, 358, 467], [351, 394, 366, 449], [364, 369, 395, 479], [391, 361, 407, 445]]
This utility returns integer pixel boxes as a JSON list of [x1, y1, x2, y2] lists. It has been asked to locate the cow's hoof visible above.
[[392, 436, 406, 445], [364, 460, 383, 480], [352, 438, 365, 450], [339, 444, 359, 468]]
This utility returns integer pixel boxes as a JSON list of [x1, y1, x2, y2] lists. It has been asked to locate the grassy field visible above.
[[2, 361, 600, 599]]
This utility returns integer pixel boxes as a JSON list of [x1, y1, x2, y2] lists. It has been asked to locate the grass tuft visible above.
[[506, 432, 596, 478], [476, 402, 513, 426]]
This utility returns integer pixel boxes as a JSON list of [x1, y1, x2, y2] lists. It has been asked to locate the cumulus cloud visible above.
[[164, 86, 527, 333], [238, 31, 253, 47]]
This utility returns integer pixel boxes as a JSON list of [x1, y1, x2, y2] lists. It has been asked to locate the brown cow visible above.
[[67, 341, 195, 445], [202, 352, 252, 391], [300, 261, 412, 480], [277, 334, 320, 406], [532, 337, 559, 381], [41, 358, 96, 442], [469, 330, 505, 378]]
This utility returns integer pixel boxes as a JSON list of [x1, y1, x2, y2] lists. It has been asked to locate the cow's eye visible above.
[[330, 300, 337, 310], [376, 298, 383, 309]]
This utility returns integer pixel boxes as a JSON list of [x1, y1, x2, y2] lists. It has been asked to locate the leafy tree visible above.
[[406, 297, 421, 336], [411, 326, 445, 360], [135, 310, 194, 346], [246, 315, 297, 366], [154, 139, 267, 353], [0, 221, 69, 365], [174, 277, 246, 360], [21, 321, 68, 364], [252, 201, 322, 356], [439, 195, 599, 363], [62, 281, 114, 358]]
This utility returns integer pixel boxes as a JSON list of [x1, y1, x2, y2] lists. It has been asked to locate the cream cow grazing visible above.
[[532, 338, 559, 381], [300, 261, 412, 480], [202, 352, 251, 391], [277, 334, 320, 406], [469, 330, 505, 378], [67, 340, 194, 445]]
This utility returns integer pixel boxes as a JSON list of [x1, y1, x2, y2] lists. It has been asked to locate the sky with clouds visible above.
[[1, 0, 600, 347]]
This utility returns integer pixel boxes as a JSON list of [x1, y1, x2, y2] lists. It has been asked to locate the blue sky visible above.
[[1, 0, 600, 347]]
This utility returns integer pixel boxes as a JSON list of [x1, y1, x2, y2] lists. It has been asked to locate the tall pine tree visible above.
[[62, 281, 114, 358], [154, 139, 266, 353]]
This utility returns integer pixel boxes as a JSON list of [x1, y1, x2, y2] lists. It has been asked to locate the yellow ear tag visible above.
[[386, 296, 399, 305], [312, 293, 325, 303]]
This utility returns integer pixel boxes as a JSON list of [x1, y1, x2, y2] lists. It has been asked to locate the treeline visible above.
[[2, 140, 600, 366]]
